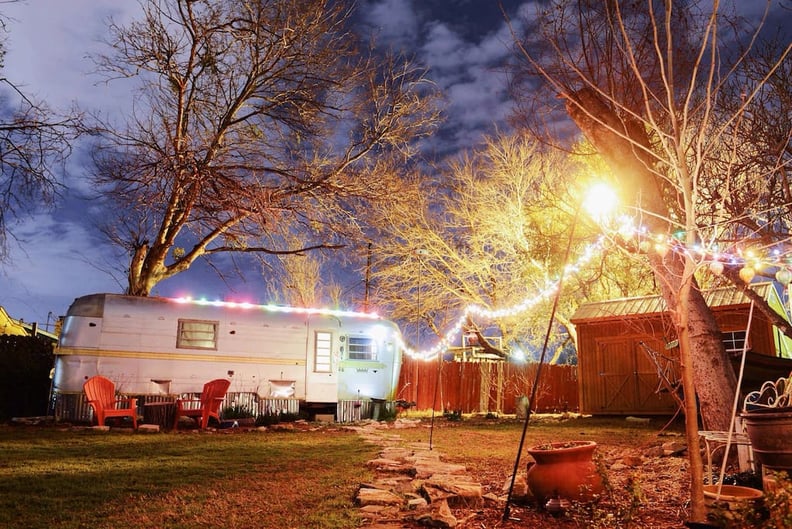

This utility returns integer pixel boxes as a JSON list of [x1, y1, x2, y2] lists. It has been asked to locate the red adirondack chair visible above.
[[174, 378, 231, 429], [83, 375, 138, 429]]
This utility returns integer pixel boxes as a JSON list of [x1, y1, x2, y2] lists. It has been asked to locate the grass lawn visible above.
[[9, 414, 772, 529], [0, 425, 376, 529]]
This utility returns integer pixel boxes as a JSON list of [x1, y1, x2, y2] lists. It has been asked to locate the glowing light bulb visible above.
[[583, 183, 618, 224], [776, 268, 792, 285], [739, 266, 755, 284]]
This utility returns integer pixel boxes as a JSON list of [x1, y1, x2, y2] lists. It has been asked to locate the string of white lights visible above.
[[399, 236, 608, 361], [399, 213, 792, 362], [170, 214, 792, 363]]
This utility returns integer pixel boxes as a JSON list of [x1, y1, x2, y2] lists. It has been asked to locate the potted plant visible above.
[[526, 440, 604, 505], [741, 373, 792, 472], [702, 484, 763, 528]]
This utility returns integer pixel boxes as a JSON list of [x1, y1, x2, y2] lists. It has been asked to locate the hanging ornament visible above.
[[709, 261, 724, 276], [776, 268, 792, 285], [739, 266, 755, 284], [638, 240, 651, 253]]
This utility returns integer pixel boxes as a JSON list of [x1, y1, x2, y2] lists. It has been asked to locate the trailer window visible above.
[[315, 331, 332, 373], [347, 336, 377, 361], [177, 319, 219, 350]]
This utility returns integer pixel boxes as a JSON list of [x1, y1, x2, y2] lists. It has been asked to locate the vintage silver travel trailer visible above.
[[52, 293, 404, 423]]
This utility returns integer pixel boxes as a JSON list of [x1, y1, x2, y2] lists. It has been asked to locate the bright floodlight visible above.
[[583, 183, 618, 223]]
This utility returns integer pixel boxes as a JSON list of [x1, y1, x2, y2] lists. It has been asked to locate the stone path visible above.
[[346, 419, 492, 528], [344, 419, 688, 528]]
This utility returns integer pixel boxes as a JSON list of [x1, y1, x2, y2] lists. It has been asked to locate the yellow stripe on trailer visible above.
[[55, 347, 306, 365]]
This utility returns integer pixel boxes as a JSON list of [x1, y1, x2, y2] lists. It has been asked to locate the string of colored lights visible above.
[[168, 215, 792, 363], [400, 215, 792, 362], [602, 213, 792, 284], [399, 236, 608, 361], [171, 296, 382, 319]]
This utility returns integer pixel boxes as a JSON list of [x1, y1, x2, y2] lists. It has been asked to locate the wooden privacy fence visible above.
[[396, 356, 579, 414]]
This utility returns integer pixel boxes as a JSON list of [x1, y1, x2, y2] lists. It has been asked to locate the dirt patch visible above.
[[386, 414, 752, 528]]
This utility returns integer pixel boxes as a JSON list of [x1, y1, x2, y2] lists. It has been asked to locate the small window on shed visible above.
[[347, 336, 377, 361], [722, 330, 748, 354], [177, 319, 219, 350]]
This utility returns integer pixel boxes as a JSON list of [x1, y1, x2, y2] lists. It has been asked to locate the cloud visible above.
[[0, 0, 529, 324], [417, 16, 517, 152], [360, 0, 421, 49], [2, 1, 140, 114], [1, 213, 122, 323]]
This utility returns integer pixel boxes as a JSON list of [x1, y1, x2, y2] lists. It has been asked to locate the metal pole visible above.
[[364, 243, 372, 312], [503, 207, 579, 521], [429, 351, 442, 450]]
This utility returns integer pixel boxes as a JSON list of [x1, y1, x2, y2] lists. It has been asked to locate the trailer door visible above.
[[305, 329, 338, 402]]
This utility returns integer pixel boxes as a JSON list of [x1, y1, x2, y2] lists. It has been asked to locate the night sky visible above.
[[0, 0, 526, 326], [3, 1, 787, 327]]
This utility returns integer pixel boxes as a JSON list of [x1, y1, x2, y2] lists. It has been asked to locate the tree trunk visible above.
[[126, 242, 163, 296], [651, 254, 738, 431], [564, 88, 738, 431], [127, 244, 152, 296], [667, 256, 707, 523]]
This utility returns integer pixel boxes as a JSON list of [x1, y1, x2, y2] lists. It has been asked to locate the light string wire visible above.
[[400, 212, 792, 362], [398, 235, 608, 361], [169, 214, 792, 362]]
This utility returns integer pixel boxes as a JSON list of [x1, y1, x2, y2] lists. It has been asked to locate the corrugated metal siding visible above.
[[54, 393, 93, 423], [337, 400, 381, 422], [571, 295, 666, 322]]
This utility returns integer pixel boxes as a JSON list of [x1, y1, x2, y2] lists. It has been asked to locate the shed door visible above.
[[595, 339, 636, 413], [594, 337, 678, 414], [634, 338, 680, 413]]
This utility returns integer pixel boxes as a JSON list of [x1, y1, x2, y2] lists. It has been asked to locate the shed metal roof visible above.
[[571, 282, 778, 323], [0, 305, 28, 336], [0, 305, 58, 340]]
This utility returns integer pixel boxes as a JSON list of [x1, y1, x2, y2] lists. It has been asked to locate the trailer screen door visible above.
[[315, 331, 332, 373], [306, 329, 337, 403]]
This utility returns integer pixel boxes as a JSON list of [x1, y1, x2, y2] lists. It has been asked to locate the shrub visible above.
[[221, 404, 254, 419], [256, 411, 301, 426]]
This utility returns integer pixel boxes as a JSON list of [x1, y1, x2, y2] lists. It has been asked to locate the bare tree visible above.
[[260, 232, 345, 309], [0, 13, 83, 261], [709, 34, 792, 316], [90, 0, 441, 296], [510, 0, 792, 518], [364, 132, 654, 356]]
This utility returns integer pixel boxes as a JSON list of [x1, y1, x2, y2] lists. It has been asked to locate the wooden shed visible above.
[[570, 282, 792, 416]]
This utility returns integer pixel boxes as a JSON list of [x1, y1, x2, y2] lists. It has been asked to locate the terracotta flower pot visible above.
[[703, 485, 763, 528], [741, 409, 792, 471], [526, 440, 603, 504]]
